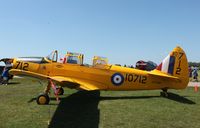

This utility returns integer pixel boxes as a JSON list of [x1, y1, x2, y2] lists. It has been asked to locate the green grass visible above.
[[199, 70, 200, 80], [0, 78, 200, 128]]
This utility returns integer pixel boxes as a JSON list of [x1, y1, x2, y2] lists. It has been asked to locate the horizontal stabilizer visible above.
[[148, 70, 179, 79]]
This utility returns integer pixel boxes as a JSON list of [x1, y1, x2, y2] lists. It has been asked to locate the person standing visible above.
[[1, 67, 9, 85], [188, 66, 192, 78], [1, 60, 13, 85], [193, 67, 199, 82]]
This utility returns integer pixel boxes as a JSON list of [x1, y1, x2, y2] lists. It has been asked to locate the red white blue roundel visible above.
[[111, 73, 124, 86]]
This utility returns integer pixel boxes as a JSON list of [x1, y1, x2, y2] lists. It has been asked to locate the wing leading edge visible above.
[[9, 69, 107, 91]]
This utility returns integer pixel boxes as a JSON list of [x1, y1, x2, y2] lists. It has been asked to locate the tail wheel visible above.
[[160, 88, 169, 97], [36, 93, 50, 105], [56, 87, 64, 95], [160, 92, 168, 97]]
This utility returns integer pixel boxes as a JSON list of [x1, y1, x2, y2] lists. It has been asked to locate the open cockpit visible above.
[[13, 50, 109, 68]]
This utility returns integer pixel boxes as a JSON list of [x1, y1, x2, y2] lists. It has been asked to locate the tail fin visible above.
[[156, 46, 189, 88]]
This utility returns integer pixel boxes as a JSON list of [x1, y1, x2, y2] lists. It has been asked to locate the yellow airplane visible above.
[[2, 46, 189, 105]]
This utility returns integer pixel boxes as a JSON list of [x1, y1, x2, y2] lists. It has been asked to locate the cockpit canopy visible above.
[[93, 56, 108, 66], [46, 51, 109, 66], [45, 50, 84, 65], [46, 50, 58, 62], [15, 50, 109, 66], [65, 52, 84, 65]]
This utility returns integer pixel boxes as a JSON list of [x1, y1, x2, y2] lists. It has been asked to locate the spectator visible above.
[[1, 67, 9, 85], [0, 60, 13, 85], [193, 67, 198, 81], [188, 66, 192, 78]]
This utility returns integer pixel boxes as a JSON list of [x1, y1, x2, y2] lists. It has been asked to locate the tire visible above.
[[56, 87, 64, 95], [36, 93, 50, 105], [160, 92, 168, 97]]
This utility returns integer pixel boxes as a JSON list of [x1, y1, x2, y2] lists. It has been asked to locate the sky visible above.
[[0, 0, 199, 65]]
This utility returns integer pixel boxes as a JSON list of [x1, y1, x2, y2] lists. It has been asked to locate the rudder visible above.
[[156, 46, 189, 88]]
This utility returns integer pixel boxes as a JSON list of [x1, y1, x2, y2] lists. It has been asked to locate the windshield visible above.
[[93, 56, 108, 66], [67, 56, 80, 64], [46, 51, 58, 62]]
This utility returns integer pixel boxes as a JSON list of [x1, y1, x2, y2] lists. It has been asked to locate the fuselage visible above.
[[12, 57, 183, 91]]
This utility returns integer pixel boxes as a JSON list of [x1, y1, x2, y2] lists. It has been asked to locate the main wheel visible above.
[[160, 92, 168, 97], [56, 87, 64, 95], [36, 93, 50, 105]]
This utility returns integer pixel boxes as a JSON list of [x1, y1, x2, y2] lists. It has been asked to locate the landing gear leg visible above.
[[36, 82, 51, 105], [36, 80, 60, 105], [56, 87, 64, 95], [44, 81, 51, 94], [160, 88, 168, 97]]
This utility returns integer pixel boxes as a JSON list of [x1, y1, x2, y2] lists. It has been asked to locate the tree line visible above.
[[188, 62, 200, 67]]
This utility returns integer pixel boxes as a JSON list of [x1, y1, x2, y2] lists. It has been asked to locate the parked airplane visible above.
[[1, 46, 189, 105]]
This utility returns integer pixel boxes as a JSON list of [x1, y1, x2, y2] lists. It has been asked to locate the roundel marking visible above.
[[111, 73, 124, 86]]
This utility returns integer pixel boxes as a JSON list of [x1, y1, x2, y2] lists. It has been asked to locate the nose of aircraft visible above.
[[0, 58, 14, 67]]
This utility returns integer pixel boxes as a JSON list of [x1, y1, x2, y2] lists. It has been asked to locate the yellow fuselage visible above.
[[12, 59, 185, 91]]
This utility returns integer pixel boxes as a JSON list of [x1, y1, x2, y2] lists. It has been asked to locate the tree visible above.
[[188, 62, 200, 67]]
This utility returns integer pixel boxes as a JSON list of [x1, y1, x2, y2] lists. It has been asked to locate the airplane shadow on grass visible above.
[[99, 93, 196, 105], [47, 91, 195, 128], [27, 91, 196, 128], [48, 91, 101, 128], [48, 92, 160, 128], [7, 82, 21, 85], [164, 92, 196, 104]]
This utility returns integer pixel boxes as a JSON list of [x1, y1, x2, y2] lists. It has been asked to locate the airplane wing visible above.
[[51, 76, 106, 90], [9, 69, 49, 79], [9, 69, 106, 91]]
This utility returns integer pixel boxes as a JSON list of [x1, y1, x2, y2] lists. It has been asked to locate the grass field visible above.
[[198, 70, 200, 80], [0, 78, 200, 128]]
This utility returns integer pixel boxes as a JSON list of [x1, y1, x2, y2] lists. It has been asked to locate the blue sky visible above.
[[0, 0, 199, 65]]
